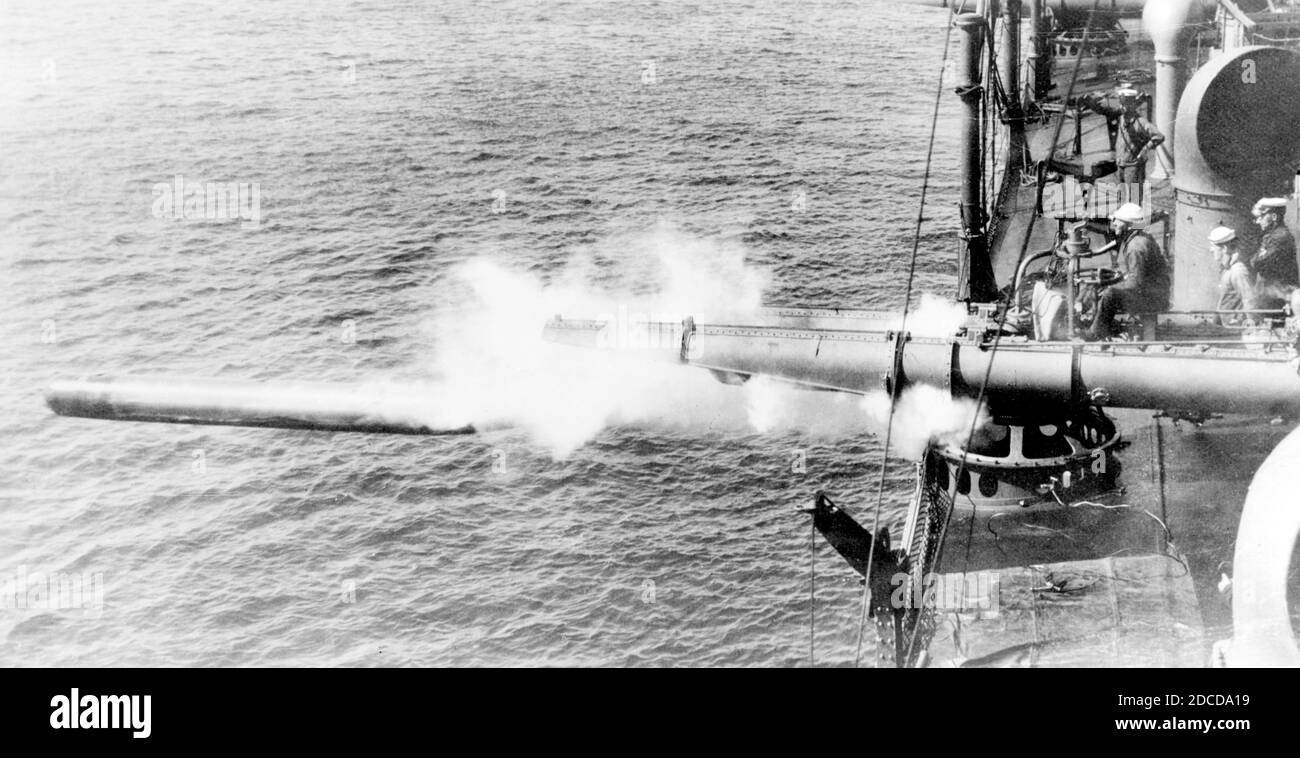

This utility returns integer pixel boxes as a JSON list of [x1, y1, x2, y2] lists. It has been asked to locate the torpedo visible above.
[[45, 375, 477, 436]]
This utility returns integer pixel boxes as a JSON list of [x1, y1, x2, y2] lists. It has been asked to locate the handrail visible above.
[[1218, 0, 1257, 29]]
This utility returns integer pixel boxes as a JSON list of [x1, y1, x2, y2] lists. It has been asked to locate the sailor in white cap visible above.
[[1086, 202, 1170, 340], [1250, 197, 1297, 310], [1080, 87, 1164, 186], [1208, 226, 1255, 321]]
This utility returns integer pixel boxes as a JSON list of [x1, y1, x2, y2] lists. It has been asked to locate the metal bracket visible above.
[[679, 316, 696, 363], [884, 330, 910, 398]]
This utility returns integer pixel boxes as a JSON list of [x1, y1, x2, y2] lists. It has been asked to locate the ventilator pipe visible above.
[[1001, 0, 1022, 118], [955, 12, 1000, 302], [1172, 49, 1249, 310], [1027, 0, 1050, 104], [1142, 0, 1212, 178], [957, 11, 985, 247], [1221, 423, 1300, 667]]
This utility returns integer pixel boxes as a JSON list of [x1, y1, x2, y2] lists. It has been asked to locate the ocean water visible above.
[[0, 0, 1010, 666]]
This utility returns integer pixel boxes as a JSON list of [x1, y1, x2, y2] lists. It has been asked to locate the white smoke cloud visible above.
[[411, 226, 786, 456], [889, 292, 969, 338], [859, 384, 989, 460], [742, 376, 867, 437], [401, 223, 984, 457]]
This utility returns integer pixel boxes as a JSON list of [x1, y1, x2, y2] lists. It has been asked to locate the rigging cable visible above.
[[851, 3, 957, 669], [808, 519, 816, 666], [902, 0, 1105, 668]]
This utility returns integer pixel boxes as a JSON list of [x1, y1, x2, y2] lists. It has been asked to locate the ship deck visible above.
[[927, 409, 1292, 667], [987, 30, 1185, 290], [896, 6, 1300, 669], [989, 91, 1178, 285], [924, 554, 1204, 667]]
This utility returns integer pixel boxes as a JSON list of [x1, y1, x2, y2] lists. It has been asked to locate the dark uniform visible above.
[[1252, 223, 1298, 309], [1087, 97, 1165, 185], [1087, 230, 1170, 340]]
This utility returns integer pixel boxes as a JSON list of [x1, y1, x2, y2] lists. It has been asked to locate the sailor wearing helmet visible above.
[[1208, 226, 1254, 322], [1085, 202, 1170, 340], [1080, 87, 1165, 186], [1250, 197, 1298, 310]]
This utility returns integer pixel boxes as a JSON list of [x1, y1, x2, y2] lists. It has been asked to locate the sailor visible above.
[[1208, 226, 1254, 322], [1080, 88, 1165, 187], [1248, 197, 1298, 311], [1085, 203, 1170, 340]]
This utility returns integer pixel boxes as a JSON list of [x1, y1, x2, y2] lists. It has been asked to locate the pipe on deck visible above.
[[1142, 0, 1207, 179], [956, 12, 1001, 302], [1027, 0, 1050, 105], [999, 0, 1022, 118]]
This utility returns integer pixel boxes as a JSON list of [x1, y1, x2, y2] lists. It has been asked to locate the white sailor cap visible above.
[[1253, 197, 1288, 216], [1116, 88, 1140, 99], [1111, 202, 1145, 224], [1208, 226, 1236, 244]]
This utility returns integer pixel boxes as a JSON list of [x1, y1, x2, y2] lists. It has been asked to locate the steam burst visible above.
[[859, 384, 989, 460], [891, 293, 970, 338], [416, 226, 780, 455], [409, 224, 983, 457]]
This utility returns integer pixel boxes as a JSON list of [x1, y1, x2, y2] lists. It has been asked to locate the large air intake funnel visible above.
[[1171, 47, 1300, 309]]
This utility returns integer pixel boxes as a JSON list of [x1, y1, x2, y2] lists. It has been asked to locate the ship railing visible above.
[[1219, 0, 1300, 49]]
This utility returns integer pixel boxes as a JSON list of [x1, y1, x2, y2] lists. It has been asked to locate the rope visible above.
[[808, 519, 816, 667], [1048, 487, 1174, 543], [903, 0, 1105, 667], [852, 4, 957, 669]]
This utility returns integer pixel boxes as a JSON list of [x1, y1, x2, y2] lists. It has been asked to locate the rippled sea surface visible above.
[[0, 0, 993, 666]]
